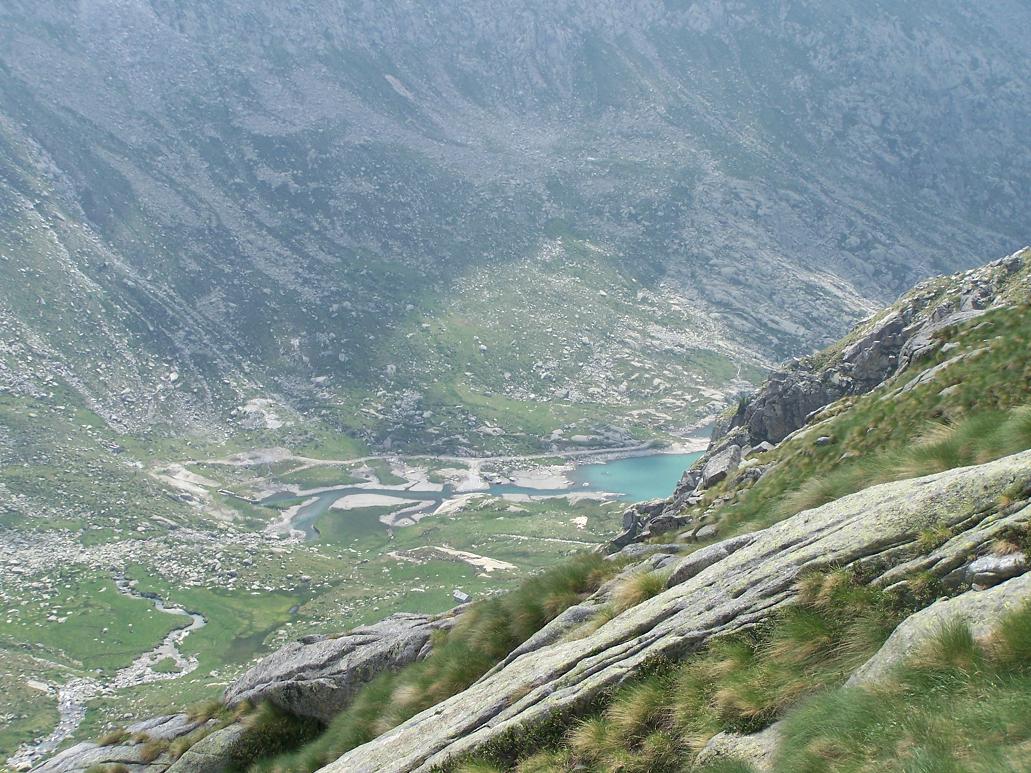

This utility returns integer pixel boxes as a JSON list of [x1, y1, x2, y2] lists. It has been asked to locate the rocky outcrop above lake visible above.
[[223, 612, 455, 723], [618, 248, 1030, 540], [323, 449, 1031, 772], [723, 249, 1025, 449]]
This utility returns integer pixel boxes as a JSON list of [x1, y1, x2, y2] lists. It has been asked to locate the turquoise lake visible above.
[[570, 452, 703, 502]]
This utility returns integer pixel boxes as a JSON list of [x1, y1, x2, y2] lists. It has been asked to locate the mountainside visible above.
[[3, 0, 1031, 452], [29, 249, 1031, 772], [4, 3, 1031, 769]]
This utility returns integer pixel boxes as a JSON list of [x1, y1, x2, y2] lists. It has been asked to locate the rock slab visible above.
[[224, 612, 452, 722], [322, 451, 1031, 772]]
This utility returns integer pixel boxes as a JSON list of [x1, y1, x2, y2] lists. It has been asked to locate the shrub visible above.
[[186, 698, 224, 722], [502, 571, 900, 772], [137, 739, 169, 763], [227, 702, 323, 769], [611, 570, 670, 613]]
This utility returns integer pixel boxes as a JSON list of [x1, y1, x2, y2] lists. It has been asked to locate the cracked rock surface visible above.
[[224, 612, 454, 723], [324, 450, 1031, 772]]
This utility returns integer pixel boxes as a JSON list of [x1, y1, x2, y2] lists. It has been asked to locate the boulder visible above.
[[967, 552, 1028, 589], [127, 714, 206, 742], [31, 716, 203, 773], [224, 612, 453, 723], [700, 445, 741, 488], [606, 543, 684, 561], [323, 450, 1031, 772], [695, 722, 782, 772], [165, 724, 248, 773], [637, 513, 690, 537], [31, 742, 167, 773]]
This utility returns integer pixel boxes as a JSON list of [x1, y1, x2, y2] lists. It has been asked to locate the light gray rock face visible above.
[[848, 573, 1031, 688], [224, 612, 453, 723], [701, 445, 742, 488], [967, 553, 1029, 588], [695, 722, 782, 773], [322, 451, 1031, 773], [30, 742, 166, 773], [31, 715, 204, 773], [876, 503, 1031, 589], [165, 724, 248, 773], [127, 715, 206, 742]]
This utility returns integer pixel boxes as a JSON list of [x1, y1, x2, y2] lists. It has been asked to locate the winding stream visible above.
[[7, 575, 207, 771]]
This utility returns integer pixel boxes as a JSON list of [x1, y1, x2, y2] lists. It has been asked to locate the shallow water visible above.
[[263, 451, 703, 539], [569, 452, 703, 502]]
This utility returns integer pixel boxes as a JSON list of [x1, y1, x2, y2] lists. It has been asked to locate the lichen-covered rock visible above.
[[967, 553, 1028, 588], [224, 612, 454, 723], [876, 503, 1031, 588], [31, 742, 168, 773], [31, 715, 204, 773], [695, 722, 782, 772], [847, 573, 1031, 688], [165, 724, 248, 773], [323, 451, 1031, 773], [127, 715, 206, 742]]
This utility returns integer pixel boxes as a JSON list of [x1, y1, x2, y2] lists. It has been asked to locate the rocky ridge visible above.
[[614, 247, 1031, 545], [223, 612, 456, 723]]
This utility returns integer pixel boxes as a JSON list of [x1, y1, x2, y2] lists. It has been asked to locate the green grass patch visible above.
[[773, 598, 1031, 772], [274, 466, 362, 489], [364, 459, 406, 486], [475, 571, 901, 772], [0, 573, 189, 673]]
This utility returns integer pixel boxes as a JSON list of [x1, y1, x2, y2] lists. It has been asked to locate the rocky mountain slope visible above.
[[3, 0, 1031, 453], [33, 250, 1031, 772]]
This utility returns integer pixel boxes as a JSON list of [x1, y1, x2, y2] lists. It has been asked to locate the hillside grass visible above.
[[703, 302, 1031, 536], [770, 597, 1031, 773], [241, 554, 621, 772], [0, 572, 190, 674], [457, 571, 903, 772], [226, 301, 1031, 772]]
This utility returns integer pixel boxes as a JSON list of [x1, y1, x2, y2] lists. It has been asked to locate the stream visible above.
[[7, 575, 207, 771]]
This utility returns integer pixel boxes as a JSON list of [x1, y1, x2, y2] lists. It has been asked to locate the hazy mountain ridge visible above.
[[2, 0, 1030, 450]]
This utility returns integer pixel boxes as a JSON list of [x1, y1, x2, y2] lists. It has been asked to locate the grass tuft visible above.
[[96, 728, 129, 747], [775, 599, 1031, 771], [612, 570, 670, 613]]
